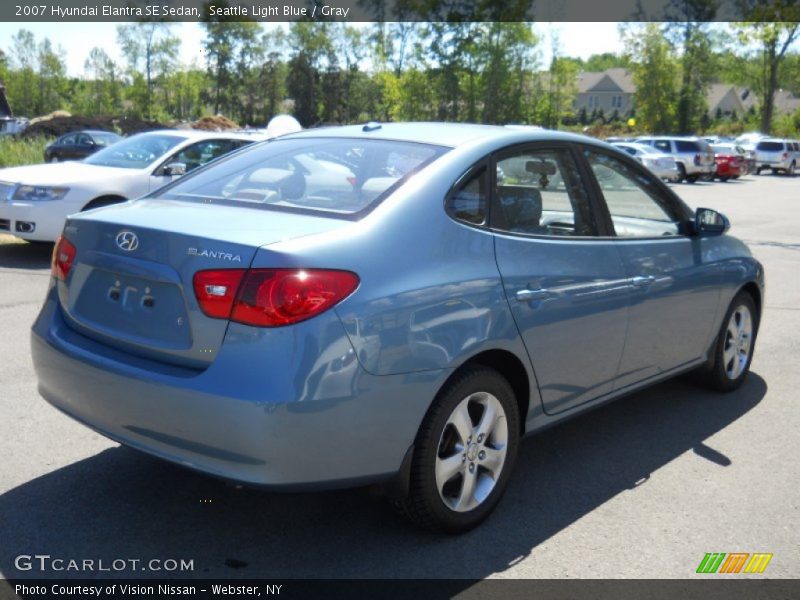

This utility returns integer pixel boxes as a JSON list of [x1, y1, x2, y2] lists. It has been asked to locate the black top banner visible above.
[[4, 0, 800, 22]]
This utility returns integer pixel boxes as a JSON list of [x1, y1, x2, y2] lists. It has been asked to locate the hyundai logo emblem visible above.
[[115, 230, 139, 252]]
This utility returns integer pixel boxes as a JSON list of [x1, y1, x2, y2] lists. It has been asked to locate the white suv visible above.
[[754, 138, 798, 176], [636, 137, 716, 183]]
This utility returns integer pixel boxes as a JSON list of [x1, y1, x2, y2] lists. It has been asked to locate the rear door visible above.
[[491, 144, 630, 415], [580, 146, 721, 387]]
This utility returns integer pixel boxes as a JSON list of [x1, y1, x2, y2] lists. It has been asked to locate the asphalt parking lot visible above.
[[0, 174, 798, 581]]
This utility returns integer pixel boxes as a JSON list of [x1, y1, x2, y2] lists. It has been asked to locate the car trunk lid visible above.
[[57, 199, 350, 368]]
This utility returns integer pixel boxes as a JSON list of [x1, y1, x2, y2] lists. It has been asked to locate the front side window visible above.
[[60, 134, 76, 145], [584, 148, 681, 238], [159, 138, 446, 218], [493, 147, 597, 237]]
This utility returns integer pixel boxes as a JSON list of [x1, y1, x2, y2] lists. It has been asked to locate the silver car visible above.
[[636, 136, 716, 183], [612, 142, 680, 181]]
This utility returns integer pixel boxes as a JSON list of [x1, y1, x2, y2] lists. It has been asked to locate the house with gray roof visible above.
[[575, 68, 635, 118]]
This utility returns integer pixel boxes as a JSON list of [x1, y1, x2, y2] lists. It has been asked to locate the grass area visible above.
[[0, 136, 52, 168]]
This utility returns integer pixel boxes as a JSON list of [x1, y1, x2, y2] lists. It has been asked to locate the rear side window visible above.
[[675, 140, 700, 153], [446, 165, 488, 225], [159, 138, 447, 218], [757, 141, 784, 151]]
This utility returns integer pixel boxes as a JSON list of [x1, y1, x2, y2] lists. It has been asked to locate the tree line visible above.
[[0, 20, 798, 136]]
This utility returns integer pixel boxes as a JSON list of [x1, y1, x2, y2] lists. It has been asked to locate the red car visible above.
[[711, 144, 744, 181]]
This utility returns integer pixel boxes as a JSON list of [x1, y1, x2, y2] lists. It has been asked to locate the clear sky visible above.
[[0, 22, 625, 76]]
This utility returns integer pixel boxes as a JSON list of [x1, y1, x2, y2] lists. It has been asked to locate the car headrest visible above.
[[497, 185, 543, 231]]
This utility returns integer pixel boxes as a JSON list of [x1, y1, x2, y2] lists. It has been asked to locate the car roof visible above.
[[82, 130, 121, 135], [281, 122, 594, 149], [129, 128, 269, 141], [637, 136, 704, 141]]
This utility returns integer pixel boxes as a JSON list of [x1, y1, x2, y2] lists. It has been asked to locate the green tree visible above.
[[625, 23, 678, 133], [9, 29, 37, 115], [733, 13, 800, 134], [117, 22, 180, 119], [286, 22, 331, 126], [81, 47, 120, 115], [665, 0, 717, 134]]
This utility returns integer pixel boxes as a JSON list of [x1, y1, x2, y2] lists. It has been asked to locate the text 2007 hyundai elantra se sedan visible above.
[[32, 123, 764, 533]]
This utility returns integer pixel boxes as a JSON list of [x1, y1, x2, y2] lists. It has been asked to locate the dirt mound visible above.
[[190, 115, 239, 131], [19, 115, 171, 139], [28, 110, 72, 125]]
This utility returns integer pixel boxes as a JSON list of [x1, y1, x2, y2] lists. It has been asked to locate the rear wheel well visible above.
[[454, 350, 530, 435], [82, 195, 127, 211]]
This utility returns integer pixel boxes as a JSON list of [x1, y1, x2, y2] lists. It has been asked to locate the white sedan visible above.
[[612, 142, 680, 182], [0, 129, 272, 242]]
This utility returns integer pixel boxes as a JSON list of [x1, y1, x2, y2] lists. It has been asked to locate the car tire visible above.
[[720, 176, 729, 182], [676, 163, 687, 182], [694, 291, 758, 393], [789, 162, 796, 176], [395, 366, 520, 533], [756, 167, 763, 175], [686, 174, 699, 183], [49, 156, 59, 163]]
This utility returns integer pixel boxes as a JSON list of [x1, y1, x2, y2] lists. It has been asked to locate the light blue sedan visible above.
[[32, 123, 764, 533]]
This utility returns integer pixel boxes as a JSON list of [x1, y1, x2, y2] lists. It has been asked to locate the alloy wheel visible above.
[[723, 305, 753, 380], [435, 392, 508, 513]]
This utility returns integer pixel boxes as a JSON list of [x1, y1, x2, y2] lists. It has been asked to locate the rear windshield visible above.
[[757, 141, 784, 151], [158, 137, 447, 218], [84, 133, 185, 169]]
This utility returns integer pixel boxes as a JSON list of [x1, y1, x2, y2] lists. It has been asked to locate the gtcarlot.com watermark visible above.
[[15, 554, 194, 573]]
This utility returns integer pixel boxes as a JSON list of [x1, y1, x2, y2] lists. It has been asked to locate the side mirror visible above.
[[694, 207, 730, 235], [162, 162, 187, 177]]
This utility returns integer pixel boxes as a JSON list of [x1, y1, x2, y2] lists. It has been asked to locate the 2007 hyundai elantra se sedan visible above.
[[32, 123, 764, 533]]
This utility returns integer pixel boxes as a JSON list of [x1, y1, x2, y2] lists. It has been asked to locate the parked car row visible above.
[[610, 133, 800, 183]]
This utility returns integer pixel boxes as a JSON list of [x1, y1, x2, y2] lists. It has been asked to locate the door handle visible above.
[[630, 275, 656, 288], [516, 289, 551, 302]]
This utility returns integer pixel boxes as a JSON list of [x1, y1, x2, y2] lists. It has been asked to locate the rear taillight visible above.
[[51, 235, 76, 281], [694, 153, 701, 166], [782, 152, 789, 160], [193, 268, 359, 327], [193, 269, 247, 319]]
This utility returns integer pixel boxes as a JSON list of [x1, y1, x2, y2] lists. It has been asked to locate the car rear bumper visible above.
[[32, 285, 442, 489], [757, 160, 791, 170]]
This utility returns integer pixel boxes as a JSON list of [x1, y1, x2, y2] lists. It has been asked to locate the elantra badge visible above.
[[115, 230, 139, 252], [187, 247, 242, 262]]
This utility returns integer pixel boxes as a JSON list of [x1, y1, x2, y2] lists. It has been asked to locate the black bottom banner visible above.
[[1, 579, 799, 600]]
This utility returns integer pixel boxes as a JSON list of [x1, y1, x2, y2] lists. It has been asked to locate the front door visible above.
[[581, 147, 722, 388], [492, 145, 630, 415]]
